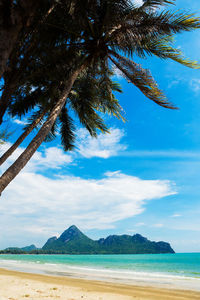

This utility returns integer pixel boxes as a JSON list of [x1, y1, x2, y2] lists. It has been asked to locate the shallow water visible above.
[[0, 253, 200, 290]]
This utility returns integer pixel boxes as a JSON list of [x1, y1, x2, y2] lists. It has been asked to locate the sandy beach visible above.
[[1, 268, 200, 300]]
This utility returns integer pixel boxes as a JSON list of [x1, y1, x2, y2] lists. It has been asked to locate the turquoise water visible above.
[[0, 253, 200, 279]]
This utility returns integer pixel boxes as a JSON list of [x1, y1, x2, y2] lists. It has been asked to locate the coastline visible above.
[[1, 255, 200, 292], [1, 268, 200, 300]]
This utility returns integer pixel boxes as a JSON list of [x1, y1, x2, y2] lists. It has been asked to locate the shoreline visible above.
[[1, 257, 200, 292], [1, 268, 200, 300]]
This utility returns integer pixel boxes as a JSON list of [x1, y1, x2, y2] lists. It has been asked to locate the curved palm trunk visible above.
[[0, 81, 16, 124], [0, 109, 46, 166], [0, 92, 11, 125], [0, 0, 38, 79], [0, 22, 21, 80], [0, 66, 85, 195], [0, 3, 56, 123]]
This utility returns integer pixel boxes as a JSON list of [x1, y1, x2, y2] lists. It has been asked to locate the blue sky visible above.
[[0, 0, 200, 252]]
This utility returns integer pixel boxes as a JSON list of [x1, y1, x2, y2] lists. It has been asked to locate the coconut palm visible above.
[[0, 0, 199, 194], [0, 0, 58, 80], [0, 66, 123, 165], [0, 0, 58, 124]]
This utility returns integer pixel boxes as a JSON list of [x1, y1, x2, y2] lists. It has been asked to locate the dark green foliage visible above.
[[4, 0, 200, 131], [0, 247, 25, 254], [0, 226, 175, 254], [21, 244, 37, 252], [0, 244, 37, 254], [42, 225, 99, 254], [0, 0, 200, 193], [42, 225, 175, 254]]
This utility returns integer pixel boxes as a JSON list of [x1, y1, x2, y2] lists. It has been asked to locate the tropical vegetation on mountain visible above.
[[0, 0, 200, 194], [0, 225, 175, 254]]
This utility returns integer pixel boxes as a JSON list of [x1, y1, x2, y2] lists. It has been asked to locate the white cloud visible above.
[[76, 128, 127, 158], [30, 147, 73, 171], [135, 222, 145, 227], [13, 119, 27, 125], [152, 223, 164, 228], [0, 127, 176, 248], [190, 79, 200, 92], [0, 144, 72, 173], [171, 214, 182, 218], [121, 150, 200, 158], [133, 0, 143, 7], [0, 128, 126, 172], [0, 171, 176, 248], [112, 65, 124, 79]]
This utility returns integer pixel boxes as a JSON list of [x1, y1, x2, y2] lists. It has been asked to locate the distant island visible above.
[[0, 225, 175, 254]]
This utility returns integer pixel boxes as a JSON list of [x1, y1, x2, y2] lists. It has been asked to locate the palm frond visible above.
[[23, 108, 45, 132], [146, 36, 200, 68], [109, 51, 176, 109], [44, 117, 59, 143], [59, 107, 76, 151], [9, 88, 42, 117], [69, 91, 109, 137], [141, 0, 175, 9], [107, 9, 200, 56]]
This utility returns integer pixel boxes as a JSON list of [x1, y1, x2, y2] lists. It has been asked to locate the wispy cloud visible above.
[[13, 119, 27, 125], [120, 150, 200, 159], [0, 170, 176, 248], [76, 128, 127, 158], [0, 128, 126, 173], [0, 143, 73, 173], [171, 214, 182, 218], [135, 222, 145, 227], [0, 127, 177, 249], [190, 79, 200, 92], [133, 0, 143, 7], [152, 223, 164, 228], [112, 65, 124, 79]]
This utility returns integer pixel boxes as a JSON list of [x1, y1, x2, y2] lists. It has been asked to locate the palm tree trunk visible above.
[[0, 80, 16, 125], [0, 0, 38, 79], [0, 18, 21, 79], [0, 65, 85, 195], [0, 110, 46, 166], [0, 3, 56, 123]]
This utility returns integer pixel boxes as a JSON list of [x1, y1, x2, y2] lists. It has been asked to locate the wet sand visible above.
[[1, 268, 200, 300]]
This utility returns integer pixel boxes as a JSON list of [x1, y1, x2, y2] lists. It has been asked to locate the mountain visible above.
[[1, 244, 37, 254], [42, 225, 175, 254], [43, 225, 98, 253], [21, 244, 37, 252], [0, 226, 175, 254]]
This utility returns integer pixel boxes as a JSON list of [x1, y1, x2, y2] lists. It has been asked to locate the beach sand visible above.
[[1, 268, 200, 300]]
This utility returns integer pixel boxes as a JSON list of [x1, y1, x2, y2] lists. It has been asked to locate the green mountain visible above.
[[21, 244, 37, 252], [42, 225, 98, 254], [0, 226, 175, 254], [42, 225, 175, 254], [1, 244, 37, 254]]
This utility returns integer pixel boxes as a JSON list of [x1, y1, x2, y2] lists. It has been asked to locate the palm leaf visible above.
[[59, 107, 76, 151], [109, 51, 176, 109], [145, 36, 200, 68]]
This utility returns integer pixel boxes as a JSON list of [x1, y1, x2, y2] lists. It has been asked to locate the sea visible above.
[[0, 253, 200, 291]]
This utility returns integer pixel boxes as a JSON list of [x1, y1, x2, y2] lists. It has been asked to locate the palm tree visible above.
[[0, 0, 57, 124], [0, 109, 46, 166], [0, 0, 43, 79], [0, 66, 123, 165], [0, 0, 199, 194]]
